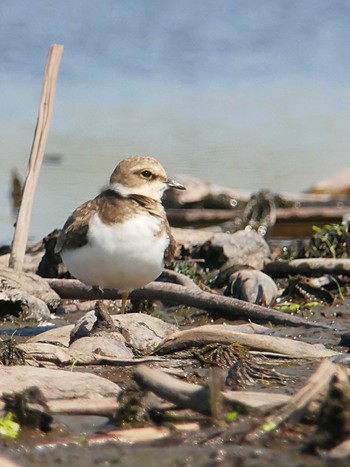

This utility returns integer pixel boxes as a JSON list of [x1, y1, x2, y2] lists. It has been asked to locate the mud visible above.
[[0, 300, 349, 466]]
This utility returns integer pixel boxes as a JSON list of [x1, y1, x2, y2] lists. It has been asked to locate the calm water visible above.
[[1, 0, 350, 243]]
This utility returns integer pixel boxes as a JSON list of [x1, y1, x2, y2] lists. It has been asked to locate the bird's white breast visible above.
[[61, 213, 169, 291]]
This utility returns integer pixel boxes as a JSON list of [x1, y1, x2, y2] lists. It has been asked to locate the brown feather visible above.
[[55, 199, 96, 253], [55, 190, 173, 255], [164, 221, 177, 264]]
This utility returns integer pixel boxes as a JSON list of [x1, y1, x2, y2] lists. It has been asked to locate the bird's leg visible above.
[[120, 292, 128, 314]]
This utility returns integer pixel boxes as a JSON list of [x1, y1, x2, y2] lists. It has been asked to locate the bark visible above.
[[133, 365, 290, 414], [154, 325, 339, 359], [264, 258, 350, 278], [47, 278, 331, 328]]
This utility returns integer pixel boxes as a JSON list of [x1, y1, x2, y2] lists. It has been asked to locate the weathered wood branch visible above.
[[47, 397, 118, 416], [264, 258, 350, 278], [133, 365, 290, 414], [246, 360, 349, 442], [154, 326, 339, 359], [9, 44, 64, 271], [167, 206, 350, 228], [46, 278, 330, 328]]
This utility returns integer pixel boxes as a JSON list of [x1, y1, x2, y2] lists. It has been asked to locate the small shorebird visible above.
[[55, 155, 185, 313]]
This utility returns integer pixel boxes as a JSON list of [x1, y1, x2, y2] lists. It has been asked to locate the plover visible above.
[[55, 155, 185, 313]]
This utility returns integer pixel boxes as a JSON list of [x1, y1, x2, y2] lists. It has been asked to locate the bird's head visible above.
[[109, 155, 185, 201]]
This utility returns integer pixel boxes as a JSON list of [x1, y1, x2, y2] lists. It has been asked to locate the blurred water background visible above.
[[1, 0, 350, 243]]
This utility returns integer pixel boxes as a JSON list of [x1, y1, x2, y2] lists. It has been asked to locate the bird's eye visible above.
[[141, 170, 152, 178]]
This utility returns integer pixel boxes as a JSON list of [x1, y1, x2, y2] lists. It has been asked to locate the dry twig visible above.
[[264, 258, 350, 278], [9, 44, 64, 271], [47, 278, 331, 328], [154, 326, 339, 359], [133, 365, 290, 414], [246, 360, 349, 442]]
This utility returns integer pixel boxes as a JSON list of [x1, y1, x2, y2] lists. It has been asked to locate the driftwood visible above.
[[9, 45, 63, 271], [308, 167, 350, 195], [47, 397, 118, 416], [326, 439, 350, 461], [46, 278, 330, 328], [18, 341, 164, 366], [167, 208, 236, 227], [163, 174, 250, 208], [133, 365, 290, 414], [167, 206, 350, 229], [164, 173, 348, 208], [103, 423, 200, 443], [246, 359, 350, 442], [264, 258, 350, 278], [34, 422, 200, 449], [154, 326, 339, 359]]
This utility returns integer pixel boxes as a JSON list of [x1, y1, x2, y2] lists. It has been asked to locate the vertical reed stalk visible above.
[[9, 44, 64, 271]]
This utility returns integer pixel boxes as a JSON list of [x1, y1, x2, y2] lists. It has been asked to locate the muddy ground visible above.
[[1, 297, 349, 467]]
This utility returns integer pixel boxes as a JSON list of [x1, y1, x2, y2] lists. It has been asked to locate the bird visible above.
[[55, 155, 185, 314]]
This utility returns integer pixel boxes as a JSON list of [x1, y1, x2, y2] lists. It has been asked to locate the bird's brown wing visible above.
[[55, 199, 97, 253], [163, 220, 177, 264]]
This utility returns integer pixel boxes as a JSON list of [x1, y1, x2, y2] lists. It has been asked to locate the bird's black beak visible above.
[[165, 178, 186, 190]]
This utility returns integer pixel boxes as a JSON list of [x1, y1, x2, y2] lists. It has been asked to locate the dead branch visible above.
[[34, 423, 200, 449], [246, 360, 349, 442], [153, 326, 339, 359], [134, 365, 210, 414], [264, 258, 350, 278], [47, 397, 118, 416], [46, 278, 331, 328], [326, 439, 350, 461], [9, 45, 64, 271], [103, 423, 200, 443], [133, 365, 290, 414], [167, 206, 350, 227], [167, 208, 236, 227], [18, 343, 164, 366], [158, 269, 201, 290]]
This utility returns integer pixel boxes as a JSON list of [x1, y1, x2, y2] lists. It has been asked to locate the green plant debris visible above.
[[330, 276, 345, 300], [170, 260, 215, 287], [307, 224, 347, 259], [0, 412, 20, 439], [304, 301, 322, 308], [225, 411, 239, 422], [261, 420, 277, 433], [77, 434, 87, 446], [70, 354, 90, 371], [274, 303, 300, 312]]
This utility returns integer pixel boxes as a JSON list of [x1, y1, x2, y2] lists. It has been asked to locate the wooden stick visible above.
[[246, 360, 349, 442], [47, 397, 118, 416], [9, 44, 64, 271], [133, 365, 290, 414], [264, 258, 350, 278], [154, 326, 339, 359], [46, 278, 331, 329]]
